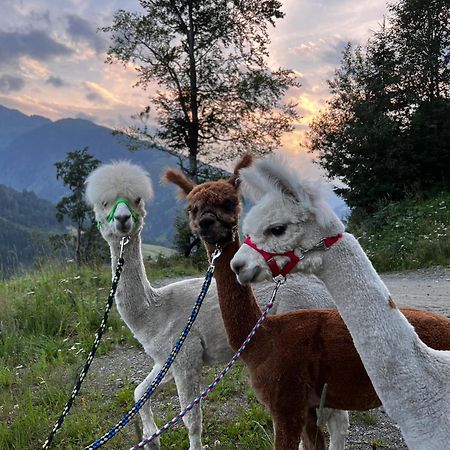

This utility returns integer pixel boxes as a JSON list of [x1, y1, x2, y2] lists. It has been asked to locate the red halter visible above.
[[243, 233, 343, 278]]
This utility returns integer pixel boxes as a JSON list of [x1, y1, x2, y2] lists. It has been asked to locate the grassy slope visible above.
[[0, 259, 198, 449], [347, 192, 450, 272], [141, 243, 178, 260]]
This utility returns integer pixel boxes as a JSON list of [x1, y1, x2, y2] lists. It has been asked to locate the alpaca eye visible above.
[[269, 225, 287, 237], [191, 206, 198, 215], [102, 201, 109, 208], [135, 197, 141, 205], [222, 199, 235, 212]]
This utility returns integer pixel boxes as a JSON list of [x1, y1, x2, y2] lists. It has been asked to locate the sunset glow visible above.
[[0, 0, 389, 158]]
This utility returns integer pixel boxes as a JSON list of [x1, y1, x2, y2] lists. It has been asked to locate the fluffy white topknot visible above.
[[240, 155, 334, 228], [240, 156, 325, 202], [85, 160, 153, 207]]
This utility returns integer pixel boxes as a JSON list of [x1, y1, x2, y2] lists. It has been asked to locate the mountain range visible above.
[[0, 104, 349, 275], [0, 105, 183, 248]]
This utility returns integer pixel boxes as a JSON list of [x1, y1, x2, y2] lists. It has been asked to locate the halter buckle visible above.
[[272, 274, 286, 284]]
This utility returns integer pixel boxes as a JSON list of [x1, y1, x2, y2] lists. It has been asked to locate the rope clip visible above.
[[119, 236, 130, 257], [272, 274, 287, 285], [208, 246, 222, 271]]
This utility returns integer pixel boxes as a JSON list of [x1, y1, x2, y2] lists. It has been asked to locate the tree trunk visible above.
[[187, 0, 199, 182], [76, 219, 82, 265]]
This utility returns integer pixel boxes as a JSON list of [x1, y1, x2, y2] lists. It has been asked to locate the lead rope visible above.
[[42, 236, 130, 449], [82, 247, 222, 450], [130, 276, 285, 450]]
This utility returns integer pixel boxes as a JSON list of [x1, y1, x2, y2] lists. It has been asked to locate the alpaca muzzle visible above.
[[96, 198, 140, 231]]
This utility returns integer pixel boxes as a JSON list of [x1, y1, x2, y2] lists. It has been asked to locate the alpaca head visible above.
[[164, 155, 253, 247], [230, 155, 344, 283], [85, 161, 153, 242]]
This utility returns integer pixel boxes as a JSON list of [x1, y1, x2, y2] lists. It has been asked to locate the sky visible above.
[[0, 0, 390, 156]]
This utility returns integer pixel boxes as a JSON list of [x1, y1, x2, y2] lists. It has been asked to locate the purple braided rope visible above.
[[130, 278, 284, 450]]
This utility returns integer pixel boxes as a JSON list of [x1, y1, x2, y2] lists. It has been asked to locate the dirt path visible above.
[[382, 267, 450, 316], [91, 267, 450, 449]]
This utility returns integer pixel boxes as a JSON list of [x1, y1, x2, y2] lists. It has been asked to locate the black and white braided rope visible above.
[[82, 247, 222, 450], [42, 236, 129, 449]]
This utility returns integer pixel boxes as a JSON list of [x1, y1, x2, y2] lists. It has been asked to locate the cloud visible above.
[[322, 38, 349, 65], [83, 81, 125, 105], [0, 29, 73, 63], [46, 76, 67, 87], [291, 35, 348, 65], [66, 14, 106, 53], [75, 111, 97, 122], [20, 58, 50, 79], [0, 74, 25, 92]]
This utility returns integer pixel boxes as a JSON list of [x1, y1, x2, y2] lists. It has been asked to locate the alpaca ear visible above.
[[228, 153, 254, 188], [163, 169, 195, 198], [254, 157, 303, 201]]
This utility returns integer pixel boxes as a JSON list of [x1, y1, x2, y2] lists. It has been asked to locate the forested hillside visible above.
[[0, 185, 64, 277]]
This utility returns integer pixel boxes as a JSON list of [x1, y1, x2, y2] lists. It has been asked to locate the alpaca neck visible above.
[[318, 233, 444, 422], [109, 233, 158, 324], [207, 239, 262, 352]]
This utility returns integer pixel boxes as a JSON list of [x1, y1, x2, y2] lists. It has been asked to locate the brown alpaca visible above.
[[164, 156, 450, 450]]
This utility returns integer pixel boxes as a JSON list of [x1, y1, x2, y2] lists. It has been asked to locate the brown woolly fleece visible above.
[[165, 155, 450, 450]]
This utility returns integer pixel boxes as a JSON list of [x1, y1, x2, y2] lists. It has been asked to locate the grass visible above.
[[0, 255, 204, 450], [0, 253, 275, 449], [351, 411, 379, 426], [149, 362, 274, 450], [347, 192, 450, 272], [141, 243, 178, 260]]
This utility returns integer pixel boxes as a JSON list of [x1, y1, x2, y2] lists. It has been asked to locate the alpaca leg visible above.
[[172, 342, 204, 450], [135, 364, 170, 450], [273, 414, 304, 450], [300, 408, 326, 450], [324, 409, 349, 450]]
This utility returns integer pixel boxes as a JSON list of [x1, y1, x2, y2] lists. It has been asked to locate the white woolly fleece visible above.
[[85, 160, 154, 206], [240, 155, 335, 229]]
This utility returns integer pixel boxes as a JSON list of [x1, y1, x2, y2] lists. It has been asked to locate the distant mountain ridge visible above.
[[0, 104, 349, 252], [0, 106, 182, 247], [0, 105, 51, 147]]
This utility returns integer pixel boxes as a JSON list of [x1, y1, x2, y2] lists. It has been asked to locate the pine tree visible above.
[[309, 0, 450, 211]]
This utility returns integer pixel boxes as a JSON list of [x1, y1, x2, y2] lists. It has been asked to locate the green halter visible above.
[[97, 198, 140, 230]]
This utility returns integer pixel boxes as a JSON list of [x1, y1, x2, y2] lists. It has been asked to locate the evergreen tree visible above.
[[54, 148, 101, 264], [390, 0, 450, 103], [309, 0, 450, 211], [390, 0, 450, 190], [309, 35, 404, 209], [103, 0, 299, 180]]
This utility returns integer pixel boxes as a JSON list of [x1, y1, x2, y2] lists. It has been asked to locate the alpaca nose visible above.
[[115, 214, 131, 225], [199, 214, 216, 230], [231, 259, 244, 275]]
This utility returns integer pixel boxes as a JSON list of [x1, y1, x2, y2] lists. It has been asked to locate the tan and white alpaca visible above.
[[165, 156, 450, 450], [85, 160, 346, 450], [231, 156, 450, 450]]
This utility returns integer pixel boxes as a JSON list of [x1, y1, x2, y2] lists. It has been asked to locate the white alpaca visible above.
[[85, 161, 349, 450], [230, 156, 450, 450]]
